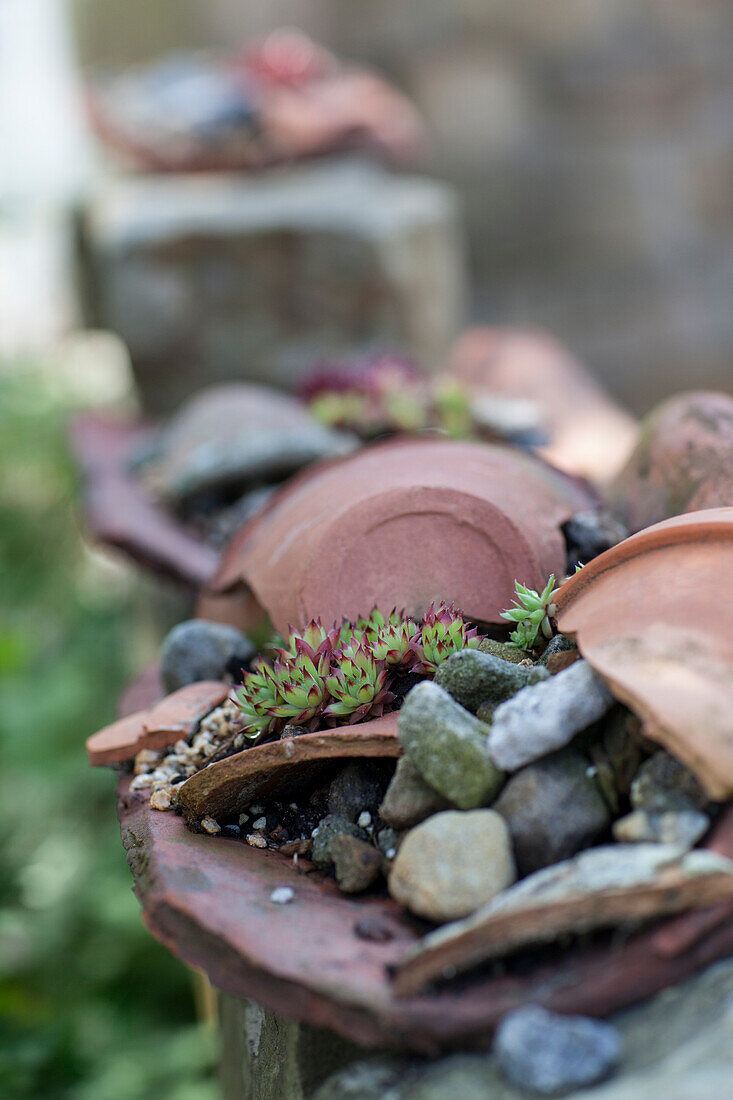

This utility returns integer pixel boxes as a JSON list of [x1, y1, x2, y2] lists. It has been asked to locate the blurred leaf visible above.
[[0, 370, 217, 1098]]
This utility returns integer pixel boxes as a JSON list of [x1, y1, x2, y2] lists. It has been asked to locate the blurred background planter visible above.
[[76, 159, 466, 414]]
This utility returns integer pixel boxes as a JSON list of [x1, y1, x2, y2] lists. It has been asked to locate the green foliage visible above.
[[501, 575, 559, 650], [0, 370, 217, 1099], [234, 602, 483, 738]]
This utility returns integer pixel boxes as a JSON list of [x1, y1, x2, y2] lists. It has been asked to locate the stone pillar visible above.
[[218, 994, 365, 1100], [78, 158, 465, 414]]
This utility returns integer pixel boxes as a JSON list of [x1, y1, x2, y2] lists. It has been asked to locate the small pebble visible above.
[[150, 786, 174, 811], [493, 1005, 621, 1095], [130, 773, 155, 790], [252, 816, 267, 830], [270, 886, 295, 905], [239, 813, 250, 826], [201, 815, 221, 835], [250, 804, 264, 815], [357, 811, 372, 829], [246, 834, 268, 849], [223, 824, 240, 837]]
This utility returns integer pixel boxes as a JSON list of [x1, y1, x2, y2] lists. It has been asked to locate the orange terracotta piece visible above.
[[609, 391, 733, 533], [177, 714, 401, 823], [208, 437, 594, 635], [555, 507, 733, 799], [86, 680, 229, 766], [445, 327, 638, 484]]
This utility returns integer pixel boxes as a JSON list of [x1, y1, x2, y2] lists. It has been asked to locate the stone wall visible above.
[[72, 0, 733, 411]]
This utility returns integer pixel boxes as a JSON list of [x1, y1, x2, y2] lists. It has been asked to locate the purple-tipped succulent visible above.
[[324, 639, 394, 724], [410, 601, 480, 673]]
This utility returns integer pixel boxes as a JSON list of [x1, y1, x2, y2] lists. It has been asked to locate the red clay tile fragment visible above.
[[555, 507, 733, 799], [70, 414, 218, 587], [392, 845, 733, 997], [142, 681, 230, 739], [609, 391, 733, 533], [87, 710, 151, 767], [445, 327, 638, 484], [177, 714, 401, 823], [87, 680, 229, 766], [209, 437, 593, 634]]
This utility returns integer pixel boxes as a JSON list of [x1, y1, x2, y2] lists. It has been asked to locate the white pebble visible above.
[[246, 834, 268, 849], [357, 811, 372, 829], [270, 886, 295, 905], [201, 815, 221, 835], [130, 773, 154, 790], [150, 786, 174, 811], [252, 816, 267, 830], [385, 847, 396, 860]]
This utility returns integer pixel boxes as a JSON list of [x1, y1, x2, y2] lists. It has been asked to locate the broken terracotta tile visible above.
[[142, 681, 230, 739], [87, 710, 151, 767], [392, 844, 733, 997], [177, 714, 401, 823], [444, 327, 638, 484], [609, 391, 733, 533], [70, 414, 219, 587], [208, 437, 594, 635], [87, 680, 229, 766], [555, 507, 733, 799]]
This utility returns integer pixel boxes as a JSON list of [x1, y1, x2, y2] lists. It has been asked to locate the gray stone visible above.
[[398, 681, 504, 809], [488, 661, 615, 772], [493, 1005, 621, 1095], [161, 422, 356, 504], [630, 751, 710, 814], [330, 835, 384, 894], [563, 508, 629, 570], [613, 810, 710, 849], [478, 637, 532, 664], [376, 827, 401, 859], [81, 162, 465, 415], [313, 1059, 404, 1100], [160, 618, 255, 691], [379, 755, 452, 830], [388, 810, 516, 923], [311, 815, 367, 870], [401, 1054, 496, 1100], [434, 648, 548, 714], [494, 750, 611, 876], [537, 633, 578, 666], [327, 762, 391, 823]]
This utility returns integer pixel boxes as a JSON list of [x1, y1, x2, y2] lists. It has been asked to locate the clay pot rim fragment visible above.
[[555, 507, 733, 612], [555, 507, 733, 800], [207, 434, 595, 634]]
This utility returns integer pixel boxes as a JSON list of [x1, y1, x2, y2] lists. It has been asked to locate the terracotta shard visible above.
[[70, 414, 218, 587], [208, 437, 593, 634], [118, 778, 733, 1051], [555, 507, 733, 799], [609, 391, 733, 533], [87, 710, 151, 766], [177, 714, 401, 823], [445, 327, 638, 484], [392, 845, 733, 997], [87, 680, 229, 766], [142, 680, 230, 739]]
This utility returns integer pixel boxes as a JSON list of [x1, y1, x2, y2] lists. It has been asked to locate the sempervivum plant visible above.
[[501, 575, 558, 651], [324, 640, 394, 724], [233, 602, 484, 743], [410, 601, 480, 673]]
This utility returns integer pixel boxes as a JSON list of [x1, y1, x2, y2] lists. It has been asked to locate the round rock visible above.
[[160, 619, 255, 691], [493, 1004, 621, 1095], [388, 810, 516, 923]]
